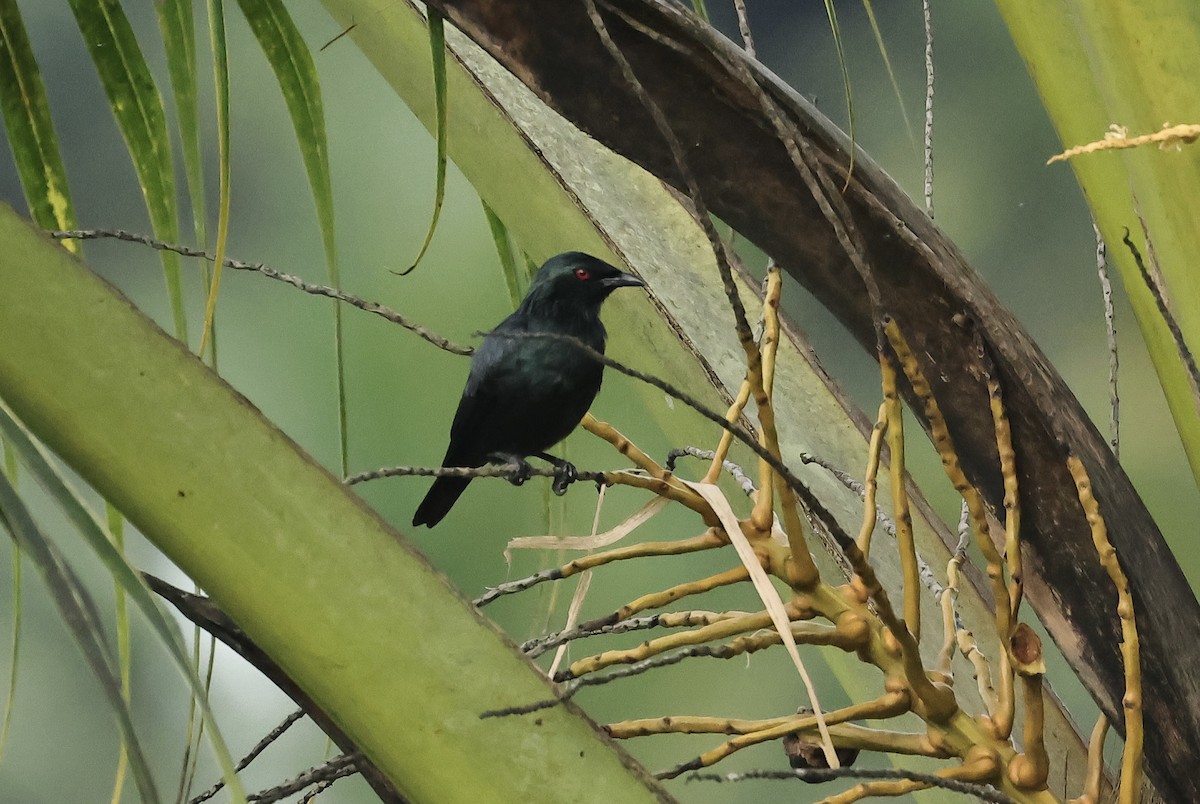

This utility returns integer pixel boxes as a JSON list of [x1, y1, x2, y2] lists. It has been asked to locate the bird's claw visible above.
[[551, 461, 578, 496], [491, 454, 533, 486], [510, 459, 533, 486]]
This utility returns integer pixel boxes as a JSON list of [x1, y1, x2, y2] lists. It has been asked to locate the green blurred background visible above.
[[1, 1, 1194, 802]]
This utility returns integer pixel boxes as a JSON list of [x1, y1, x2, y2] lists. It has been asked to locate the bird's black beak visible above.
[[600, 272, 645, 289]]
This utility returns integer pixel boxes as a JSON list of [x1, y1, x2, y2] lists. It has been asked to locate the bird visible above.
[[412, 252, 645, 527]]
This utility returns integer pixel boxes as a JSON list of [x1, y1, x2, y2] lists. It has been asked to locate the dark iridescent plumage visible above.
[[412, 252, 644, 527]]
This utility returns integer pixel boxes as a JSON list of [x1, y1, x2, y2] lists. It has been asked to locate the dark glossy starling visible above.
[[412, 252, 645, 527]]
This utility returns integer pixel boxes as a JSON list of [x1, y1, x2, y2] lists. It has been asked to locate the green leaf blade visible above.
[[155, 0, 206, 249], [66, 0, 187, 342], [235, 0, 348, 475], [0, 473, 160, 804], [0, 0, 77, 242], [407, 9, 448, 271], [198, 0, 231, 356]]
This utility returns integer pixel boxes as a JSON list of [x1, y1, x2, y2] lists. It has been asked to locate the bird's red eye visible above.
[[574, 267, 591, 280]]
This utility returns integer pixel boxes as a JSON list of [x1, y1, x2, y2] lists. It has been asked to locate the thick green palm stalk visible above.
[[0, 206, 672, 804]]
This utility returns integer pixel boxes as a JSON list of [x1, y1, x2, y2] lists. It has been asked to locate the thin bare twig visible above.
[[145, 575, 406, 803], [666, 446, 756, 495], [188, 709, 305, 804], [245, 754, 359, 804], [687, 768, 1013, 803], [733, 0, 755, 59], [1122, 226, 1200, 398], [48, 228, 471, 355], [586, 0, 756, 349], [51, 227, 841, 540], [1094, 223, 1119, 456], [922, 0, 935, 217], [521, 610, 744, 658], [345, 463, 607, 486], [480, 648, 700, 718]]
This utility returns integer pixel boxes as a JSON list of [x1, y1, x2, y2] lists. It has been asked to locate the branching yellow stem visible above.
[[609, 713, 795, 738], [935, 552, 961, 677], [939, 553, 999, 716], [568, 610, 773, 674], [583, 414, 659, 472], [1008, 623, 1049, 791], [573, 616, 865, 678], [984, 350, 1024, 620], [585, 416, 713, 517], [673, 692, 911, 776], [540, 530, 726, 582], [817, 748, 1000, 804], [836, 534, 957, 722], [883, 318, 1013, 735], [882, 353, 920, 641], [612, 566, 751, 624], [1068, 455, 1142, 804], [750, 268, 784, 532], [741, 267, 818, 586], [857, 403, 888, 557], [600, 469, 713, 519], [958, 627, 998, 716], [803, 723, 949, 757], [1068, 714, 1109, 804], [653, 609, 753, 628], [704, 378, 752, 484]]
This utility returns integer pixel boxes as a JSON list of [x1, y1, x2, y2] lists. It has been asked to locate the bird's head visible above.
[[523, 252, 645, 312]]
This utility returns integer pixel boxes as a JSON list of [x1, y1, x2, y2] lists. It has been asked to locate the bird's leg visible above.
[[534, 452, 579, 497], [489, 453, 534, 486]]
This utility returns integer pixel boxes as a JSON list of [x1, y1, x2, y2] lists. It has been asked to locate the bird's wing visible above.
[[439, 318, 526, 467]]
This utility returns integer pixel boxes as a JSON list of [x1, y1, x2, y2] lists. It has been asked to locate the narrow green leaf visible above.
[[66, 0, 187, 343], [0, 401, 248, 804], [821, 0, 856, 168], [406, 10, 448, 271], [235, 0, 347, 475], [690, 0, 710, 23], [0, 439, 18, 761], [178, 642, 217, 803], [860, 0, 914, 148], [0, 537, 17, 761], [107, 504, 130, 804], [0, 0, 78, 251], [199, 0, 232, 356], [155, 0, 206, 249], [482, 200, 525, 309], [0, 472, 159, 804]]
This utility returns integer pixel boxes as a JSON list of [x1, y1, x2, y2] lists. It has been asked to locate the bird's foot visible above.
[[533, 452, 579, 496], [490, 453, 533, 486], [551, 461, 578, 496]]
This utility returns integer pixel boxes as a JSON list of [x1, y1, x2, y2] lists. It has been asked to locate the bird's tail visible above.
[[412, 475, 471, 528]]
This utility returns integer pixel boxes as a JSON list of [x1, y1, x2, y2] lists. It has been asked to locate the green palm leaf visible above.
[[236, 0, 348, 475], [0, 472, 160, 804], [66, 0, 187, 343], [0, 0, 77, 243]]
